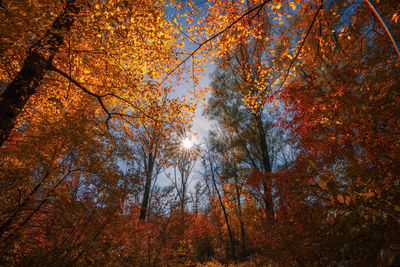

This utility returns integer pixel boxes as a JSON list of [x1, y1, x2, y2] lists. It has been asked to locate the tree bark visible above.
[[212, 175, 236, 263], [0, 0, 79, 147], [139, 154, 155, 221], [255, 114, 274, 217], [208, 155, 236, 262], [234, 175, 247, 255]]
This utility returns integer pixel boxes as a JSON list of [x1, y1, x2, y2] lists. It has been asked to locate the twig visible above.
[[161, 0, 271, 84], [51, 65, 164, 129], [50, 65, 113, 128], [278, 3, 324, 90]]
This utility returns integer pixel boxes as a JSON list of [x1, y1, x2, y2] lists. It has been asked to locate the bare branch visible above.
[[50, 65, 113, 128], [50, 65, 164, 129], [161, 0, 271, 84], [279, 3, 324, 90]]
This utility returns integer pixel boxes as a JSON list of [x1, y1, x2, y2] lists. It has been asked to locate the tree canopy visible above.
[[0, 0, 399, 266]]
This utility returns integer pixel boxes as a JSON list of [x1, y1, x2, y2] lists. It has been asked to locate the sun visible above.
[[181, 137, 194, 150]]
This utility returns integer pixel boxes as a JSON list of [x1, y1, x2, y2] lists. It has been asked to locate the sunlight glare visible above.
[[181, 137, 194, 150]]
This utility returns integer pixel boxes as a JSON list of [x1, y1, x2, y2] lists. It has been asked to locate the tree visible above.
[[205, 54, 288, 218], [278, 0, 400, 264], [0, 0, 187, 146], [0, 0, 198, 264], [167, 134, 199, 215], [0, 94, 131, 264], [201, 140, 237, 263], [133, 97, 194, 221], [0, 0, 80, 146], [1, 0, 400, 265]]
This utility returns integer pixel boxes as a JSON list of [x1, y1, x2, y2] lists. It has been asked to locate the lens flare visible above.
[[181, 137, 194, 150], [365, 0, 400, 59]]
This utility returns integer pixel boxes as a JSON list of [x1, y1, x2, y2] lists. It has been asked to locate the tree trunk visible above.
[[234, 175, 247, 255], [255, 114, 274, 217], [211, 169, 236, 262], [0, 0, 78, 147], [139, 154, 155, 221]]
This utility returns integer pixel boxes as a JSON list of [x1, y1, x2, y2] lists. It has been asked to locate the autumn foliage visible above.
[[0, 0, 399, 266]]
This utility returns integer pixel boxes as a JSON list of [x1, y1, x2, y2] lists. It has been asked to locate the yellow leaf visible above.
[[318, 179, 326, 190], [308, 159, 315, 169], [289, 2, 296, 11], [329, 195, 335, 204], [337, 195, 344, 204], [392, 13, 399, 24], [366, 192, 375, 199]]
